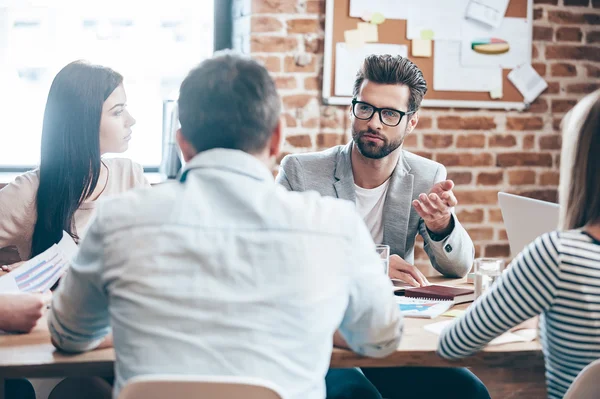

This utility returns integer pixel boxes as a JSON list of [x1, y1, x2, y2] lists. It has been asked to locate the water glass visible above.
[[376, 245, 390, 275], [473, 258, 504, 300]]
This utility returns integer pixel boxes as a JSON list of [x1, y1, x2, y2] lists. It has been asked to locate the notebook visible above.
[[395, 296, 454, 319], [405, 285, 474, 304]]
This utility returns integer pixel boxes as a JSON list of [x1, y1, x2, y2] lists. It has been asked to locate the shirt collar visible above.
[[179, 149, 274, 183]]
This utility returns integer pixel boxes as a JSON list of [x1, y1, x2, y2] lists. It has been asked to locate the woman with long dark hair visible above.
[[0, 60, 148, 264]]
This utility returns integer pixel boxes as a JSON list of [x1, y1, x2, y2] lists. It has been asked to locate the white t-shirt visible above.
[[354, 179, 391, 244]]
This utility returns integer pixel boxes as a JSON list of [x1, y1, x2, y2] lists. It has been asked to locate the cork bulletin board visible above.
[[322, 0, 533, 110]]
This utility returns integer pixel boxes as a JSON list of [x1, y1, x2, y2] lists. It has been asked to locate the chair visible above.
[[563, 359, 600, 399], [118, 374, 288, 399]]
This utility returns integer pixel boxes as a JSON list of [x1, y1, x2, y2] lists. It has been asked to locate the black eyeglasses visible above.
[[351, 99, 415, 127]]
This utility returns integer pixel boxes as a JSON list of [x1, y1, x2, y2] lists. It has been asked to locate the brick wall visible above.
[[233, 0, 600, 274]]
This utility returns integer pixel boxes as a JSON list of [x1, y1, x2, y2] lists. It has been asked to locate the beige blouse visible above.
[[0, 158, 150, 260]]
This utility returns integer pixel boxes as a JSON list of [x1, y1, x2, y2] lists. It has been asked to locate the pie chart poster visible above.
[[461, 17, 530, 69]]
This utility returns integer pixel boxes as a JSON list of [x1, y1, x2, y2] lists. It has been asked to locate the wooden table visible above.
[[0, 278, 546, 398]]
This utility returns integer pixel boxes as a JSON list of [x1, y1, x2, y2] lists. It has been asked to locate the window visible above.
[[0, 0, 218, 170]]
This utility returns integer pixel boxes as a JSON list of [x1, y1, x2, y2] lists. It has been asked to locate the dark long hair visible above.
[[30, 60, 123, 257]]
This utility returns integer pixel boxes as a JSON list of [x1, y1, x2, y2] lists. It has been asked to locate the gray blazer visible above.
[[275, 143, 474, 278]]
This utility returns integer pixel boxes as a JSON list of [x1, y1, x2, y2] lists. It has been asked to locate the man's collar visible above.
[[179, 149, 274, 182]]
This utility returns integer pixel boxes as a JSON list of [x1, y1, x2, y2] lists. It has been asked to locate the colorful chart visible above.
[[471, 38, 510, 55]]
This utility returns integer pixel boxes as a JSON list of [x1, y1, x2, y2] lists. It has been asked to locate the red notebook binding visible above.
[[404, 285, 475, 304]]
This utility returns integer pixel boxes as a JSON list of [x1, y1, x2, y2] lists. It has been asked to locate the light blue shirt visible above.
[[48, 149, 403, 399]]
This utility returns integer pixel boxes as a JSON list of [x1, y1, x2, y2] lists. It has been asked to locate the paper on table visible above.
[[424, 320, 537, 346], [411, 39, 432, 57], [406, 0, 470, 41], [508, 63, 548, 104], [441, 309, 465, 318], [461, 17, 530, 69], [11, 231, 77, 293], [466, 0, 510, 28], [349, 0, 412, 20], [434, 41, 502, 92], [335, 43, 408, 96], [358, 22, 378, 42]]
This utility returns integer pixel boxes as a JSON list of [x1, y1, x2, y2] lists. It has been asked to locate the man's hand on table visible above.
[[388, 255, 430, 287]]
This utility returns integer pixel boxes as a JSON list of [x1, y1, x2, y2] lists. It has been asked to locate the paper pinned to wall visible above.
[[508, 63, 548, 103], [411, 39, 432, 57], [349, 0, 412, 20], [434, 41, 502, 92], [461, 17, 530, 69], [335, 42, 408, 97], [466, 0, 510, 28], [344, 29, 365, 48], [405, 0, 470, 40], [358, 22, 379, 42]]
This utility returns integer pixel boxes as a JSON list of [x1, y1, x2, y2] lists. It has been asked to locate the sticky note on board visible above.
[[344, 29, 365, 48], [411, 39, 432, 57], [370, 12, 386, 25], [361, 11, 372, 22], [358, 22, 378, 42], [490, 87, 503, 99], [420, 29, 435, 40], [441, 309, 465, 318]]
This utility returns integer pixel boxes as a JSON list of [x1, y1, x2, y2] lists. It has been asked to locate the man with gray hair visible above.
[[47, 51, 403, 399]]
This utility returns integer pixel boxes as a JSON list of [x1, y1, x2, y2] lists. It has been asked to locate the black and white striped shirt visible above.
[[438, 230, 600, 399]]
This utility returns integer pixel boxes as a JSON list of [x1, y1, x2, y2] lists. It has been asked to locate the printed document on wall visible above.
[[349, 0, 412, 20], [434, 41, 502, 92], [466, 0, 510, 28], [406, 0, 470, 40], [335, 43, 408, 97], [461, 18, 530, 68]]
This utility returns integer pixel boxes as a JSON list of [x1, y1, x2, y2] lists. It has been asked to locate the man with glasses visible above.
[[276, 55, 486, 399]]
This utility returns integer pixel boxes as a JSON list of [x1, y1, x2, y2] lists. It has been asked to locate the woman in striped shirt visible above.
[[438, 89, 600, 399]]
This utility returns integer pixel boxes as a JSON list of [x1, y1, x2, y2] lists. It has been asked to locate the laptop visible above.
[[498, 192, 560, 257]]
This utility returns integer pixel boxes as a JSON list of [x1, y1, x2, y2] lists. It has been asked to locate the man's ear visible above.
[[405, 111, 419, 135], [176, 129, 198, 163], [268, 118, 283, 159]]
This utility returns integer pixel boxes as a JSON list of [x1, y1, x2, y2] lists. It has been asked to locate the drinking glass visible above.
[[473, 258, 505, 300], [376, 245, 390, 275]]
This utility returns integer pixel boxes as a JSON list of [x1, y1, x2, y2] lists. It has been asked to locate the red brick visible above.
[[566, 83, 600, 94], [304, 36, 323, 53], [585, 64, 600, 78], [552, 99, 578, 113], [485, 244, 511, 258], [506, 117, 544, 130], [532, 44, 539, 60], [252, 16, 284, 33], [403, 134, 418, 148], [284, 55, 317, 72], [533, 26, 553, 41], [523, 135, 535, 150], [496, 153, 553, 167], [546, 46, 600, 62], [283, 113, 297, 128], [489, 209, 504, 223], [546, 82, 561, 94], [306, 0, 325, 14], [447, 172, 473, 185], [251, 36, 298, 53], [414, 152, 433, 160], [455, 190, 500, 205], [539, 135, 562, 150], [540, 171, 560, 186], [553, 117, 562, 132], [555, 154, 561, 168], [274, 76, 297, 90], [286, 134, 312, 148], [316, 133, 344, 148], [556, 27, 583, 42], [489, 134, 517, 147], [518, 189, 558, 203], [467, 227, 495, 241], [532, 63, 547, 76], [551, 62, 577, 77], [282, 94, 314, 109], [418, 116, 433, 129], [547, 11, 600, 24], [456, 134, 486, 148], [286, 18, 321, 34], [534, 8, 544, 20], [457, 209, 484, 224], [302, 118, 319, 128], [508, 170, 536, 185], [304, 76, 319, 91], [254, 55, 281, 73], [423, 134, 453, 149], [587, 31, 600, 44], [498, 229, 509, 240], [564, 0, 590, 5], [252, 0, 297, 13], [528, 98, 549, 113], [436, 153, 494, 167], [438, 116, 496, 130], [477, 172, 504, 186]]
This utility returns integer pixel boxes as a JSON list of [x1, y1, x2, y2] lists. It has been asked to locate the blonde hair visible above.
[[558, 90, 600, 230]]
